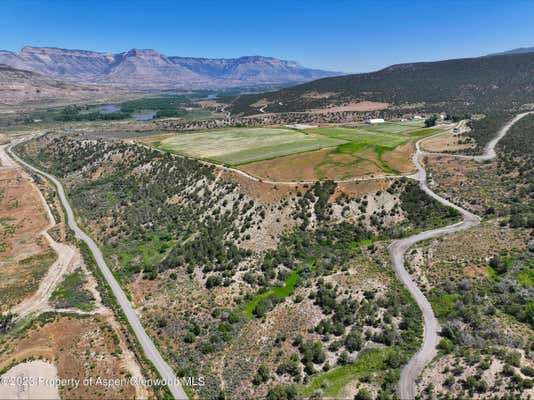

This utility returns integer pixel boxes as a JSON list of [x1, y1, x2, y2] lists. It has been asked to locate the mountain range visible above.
[[0, 46, 338, 89]]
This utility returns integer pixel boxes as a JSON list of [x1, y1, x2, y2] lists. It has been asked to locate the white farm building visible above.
[[365, 118, 385, 124]]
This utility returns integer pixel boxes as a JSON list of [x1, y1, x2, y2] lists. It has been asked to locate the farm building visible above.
[[285, 123, 318, 129], [365, 118, 385, 124]]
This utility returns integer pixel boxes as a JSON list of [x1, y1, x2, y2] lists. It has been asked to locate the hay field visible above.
[[158, 127, 345, 165]]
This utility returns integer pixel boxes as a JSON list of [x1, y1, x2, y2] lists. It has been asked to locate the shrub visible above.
[[266, 385, 298, 400], [354, 387, 373, 400], [253, 365, 270, 385]]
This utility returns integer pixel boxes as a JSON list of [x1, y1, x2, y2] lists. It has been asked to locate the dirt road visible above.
[[393, 111, 532, 399], [0, 144, 77, 320], [8, 140, 189, 400]]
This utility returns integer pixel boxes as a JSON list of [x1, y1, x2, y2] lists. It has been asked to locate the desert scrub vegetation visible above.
[[496, 113, 534, 229], [0, 250, 57, 312], [414, 112, 534, 399], [465, 112, 512, 151], [395, 179, 460, 230], [429, 250, 533, 345], [443, 112, 534, 225], [16, 134, 472, 399], [51, 270, 95, 311]]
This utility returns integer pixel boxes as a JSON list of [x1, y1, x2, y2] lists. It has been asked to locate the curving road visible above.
[[6, 111, 530, 400], [7, 139, 189, 400], [393, 111, 532, 399]]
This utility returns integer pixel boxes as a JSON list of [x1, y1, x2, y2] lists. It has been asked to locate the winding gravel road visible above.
[[6, 111, 530, 400], [8, 139, 189, 400], [393, 112, 532, 399]]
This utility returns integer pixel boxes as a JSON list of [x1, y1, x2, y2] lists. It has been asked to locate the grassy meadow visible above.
[[158, 127, 346, 165], [153, 120, 437, 180]]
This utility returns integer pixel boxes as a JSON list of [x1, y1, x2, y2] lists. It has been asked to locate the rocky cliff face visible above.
[[0, 47, 338, 88]]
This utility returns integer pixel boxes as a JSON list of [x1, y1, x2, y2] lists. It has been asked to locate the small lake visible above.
[[99, 104, 120, 114], [134, 112, 157, 121]]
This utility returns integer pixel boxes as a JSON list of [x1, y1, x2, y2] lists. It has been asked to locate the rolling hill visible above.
[[228, 52, 534, 115], [0, 64, 112, 105], [488, 46, 534, 56], [0, 46, 338, 89]]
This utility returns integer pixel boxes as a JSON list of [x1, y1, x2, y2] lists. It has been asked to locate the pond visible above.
[[134, 112, 157, 121], [99, 104, 120, 114]]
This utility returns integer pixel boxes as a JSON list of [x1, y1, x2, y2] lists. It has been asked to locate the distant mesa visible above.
[[0, 46, 340, 89]]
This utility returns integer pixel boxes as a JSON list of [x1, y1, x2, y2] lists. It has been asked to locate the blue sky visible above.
[[3, 0, 534, 72]]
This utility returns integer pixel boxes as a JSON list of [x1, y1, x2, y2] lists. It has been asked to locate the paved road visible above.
[[393, 111, 532, 399], [7, 139, 189, 400]]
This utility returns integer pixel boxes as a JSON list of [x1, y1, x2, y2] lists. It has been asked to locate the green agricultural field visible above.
[[301, 124, 416, 175], [158, 127, 346, 165], [364, 120, 424, 134], [408, 128, 441, 137], [304, 127, 408, 149]]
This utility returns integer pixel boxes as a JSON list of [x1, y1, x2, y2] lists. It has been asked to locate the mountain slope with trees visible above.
[[228, 52, 534, 115]]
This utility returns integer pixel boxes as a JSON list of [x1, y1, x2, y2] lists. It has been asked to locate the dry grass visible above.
[[380, 139, 417, 173], [310, 101, 389, 113], [0, 168, 49, 260], [239, 148, 327, 181], [157, 127, 343, 165], [0, 166, 55, 311], [421, 132, 475, 152], [240, 147, 387, 181]]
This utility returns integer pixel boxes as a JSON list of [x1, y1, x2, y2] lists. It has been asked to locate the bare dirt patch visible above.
[[0, 360, 60, 400], [0, 247, 56, 312], [318, 158, 382, 180], [421, 132, 474, 152], [250, 99, 272, 108], [0, 156, 58, 311], [311, 101, 389, 113], [302, 91, 337, 99], [219, 169, 304, 203]]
